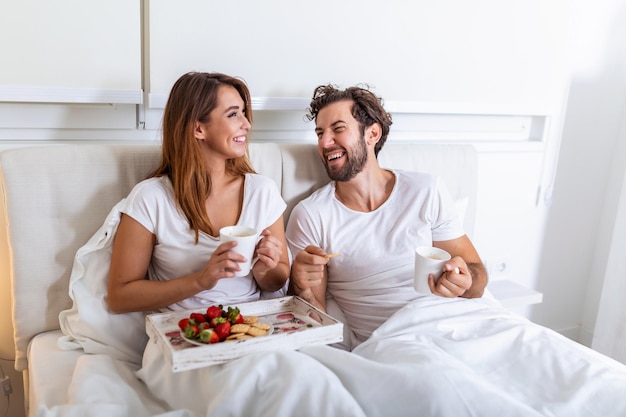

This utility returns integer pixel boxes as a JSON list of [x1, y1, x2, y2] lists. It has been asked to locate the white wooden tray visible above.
[[145, 296, 343, 372]]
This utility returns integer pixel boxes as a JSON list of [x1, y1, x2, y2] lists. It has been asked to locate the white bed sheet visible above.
[[29, 297, 626, 417], [28, 331, 178, 417], [27, 331, 82, 415]]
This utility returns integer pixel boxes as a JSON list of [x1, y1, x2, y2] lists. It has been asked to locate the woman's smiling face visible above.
[[196, 85, 251, 159]]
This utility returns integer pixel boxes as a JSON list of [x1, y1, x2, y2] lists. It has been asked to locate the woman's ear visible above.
[[194, 121, 205, 141]]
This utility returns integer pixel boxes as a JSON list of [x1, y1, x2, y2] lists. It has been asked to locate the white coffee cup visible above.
[[414, 246, 451, 294], [219, 225, 260, 277]]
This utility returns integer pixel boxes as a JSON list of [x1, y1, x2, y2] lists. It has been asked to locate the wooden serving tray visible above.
[[145, 296, 343, 372]]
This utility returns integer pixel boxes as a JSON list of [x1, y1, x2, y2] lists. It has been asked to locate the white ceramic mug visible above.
[[219, 225, 261, 277], [414, 246, 451, 294]]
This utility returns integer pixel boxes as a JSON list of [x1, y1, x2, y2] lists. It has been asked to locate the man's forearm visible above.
[[288, 280, 327, 311]]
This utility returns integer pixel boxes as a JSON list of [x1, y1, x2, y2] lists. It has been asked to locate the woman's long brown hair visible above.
[[150, 72, 256, 242]]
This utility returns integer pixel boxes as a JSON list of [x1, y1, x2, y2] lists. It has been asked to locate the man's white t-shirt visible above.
[[286, 169, 464, 345], [123, 174, 286, 311]]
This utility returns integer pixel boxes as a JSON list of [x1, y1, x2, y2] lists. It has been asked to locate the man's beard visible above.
[[324, 136, 368, 182]]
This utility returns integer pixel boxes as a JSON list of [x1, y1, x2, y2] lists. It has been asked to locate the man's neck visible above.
[[334, 163, 395, 212]]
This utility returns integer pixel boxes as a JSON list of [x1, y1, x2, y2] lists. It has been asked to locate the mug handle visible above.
[[250, 234, 264, 268]]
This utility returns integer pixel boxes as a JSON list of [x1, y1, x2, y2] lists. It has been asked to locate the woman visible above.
[[107, 73, 364, 417], [107, 72, 290, 313]]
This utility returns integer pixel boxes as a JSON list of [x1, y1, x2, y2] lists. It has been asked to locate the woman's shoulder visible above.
[[127, 176, 172, 203], [132, 176, 169, 190], [244, 173, 280, 190]]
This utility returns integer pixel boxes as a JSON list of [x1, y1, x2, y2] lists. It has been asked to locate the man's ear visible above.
[[366, 123, 382, 145]]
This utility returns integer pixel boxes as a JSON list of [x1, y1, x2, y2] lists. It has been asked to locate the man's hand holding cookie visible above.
[[290, 245, 332, 292]]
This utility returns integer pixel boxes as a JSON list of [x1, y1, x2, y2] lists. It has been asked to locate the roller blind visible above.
[[0, 0, 142, 104], [147, 0, 569, 111]]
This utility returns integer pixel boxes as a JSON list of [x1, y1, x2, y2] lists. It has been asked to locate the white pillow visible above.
[[58, 199, 147, 364]]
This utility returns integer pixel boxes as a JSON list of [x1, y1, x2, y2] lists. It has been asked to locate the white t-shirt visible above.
[[286, 169, 464, 345], [123, 174, 286, 311]]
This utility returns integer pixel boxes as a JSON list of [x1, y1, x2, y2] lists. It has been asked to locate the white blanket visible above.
[[322, 295, 626, 417], [51, 200, 626, 417], [43, 294, 626, 417]]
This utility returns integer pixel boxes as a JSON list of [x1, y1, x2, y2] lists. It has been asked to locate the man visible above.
[[286, 84, 487, 349]]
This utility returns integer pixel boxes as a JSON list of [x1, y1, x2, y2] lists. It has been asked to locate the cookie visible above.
[[252, 322, 271, 331], [230, 323, 251, 334], [243, 315, 259, 324], [247, 326, 268, 337]]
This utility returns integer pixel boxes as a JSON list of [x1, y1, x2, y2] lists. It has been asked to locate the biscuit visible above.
[[252, 322, 271, 331], [247, 326, 268, 337], [243, 315, 259, 324], [230, 323, 251, 334]]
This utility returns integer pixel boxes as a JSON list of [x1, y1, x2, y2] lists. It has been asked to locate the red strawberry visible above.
[[184, 324, 199, 339], [214, 321, 231, 341], [190, 312, 206, 323], [199, 328, 220, 344], [178, 318, 191, 331], [206, 305, 223, 319], [226, 306, 244, 324], [209, 316, 227, 328]]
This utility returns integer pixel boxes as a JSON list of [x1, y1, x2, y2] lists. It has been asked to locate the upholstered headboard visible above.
[[0, 142, 477, 371]]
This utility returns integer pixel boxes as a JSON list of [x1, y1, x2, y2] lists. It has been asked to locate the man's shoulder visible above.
[[393, 168, 435, 181], [293, 181, 334, 211], [303, 181, 334, 201], [392, 169, 438, 188]]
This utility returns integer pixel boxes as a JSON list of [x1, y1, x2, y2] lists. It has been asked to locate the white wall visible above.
[[1, 1, 583, 336], [530, 0, 626, 342]]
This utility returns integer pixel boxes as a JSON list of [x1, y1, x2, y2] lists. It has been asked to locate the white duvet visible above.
[[315, 296, 626, 417], [50, 199, 626, 416], [44, 294, 626, 417]]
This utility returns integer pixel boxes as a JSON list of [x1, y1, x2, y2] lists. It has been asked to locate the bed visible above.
[[2, 142, 626, 417]]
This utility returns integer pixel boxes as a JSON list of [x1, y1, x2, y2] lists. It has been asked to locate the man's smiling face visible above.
[[315, 100, 368, 182]]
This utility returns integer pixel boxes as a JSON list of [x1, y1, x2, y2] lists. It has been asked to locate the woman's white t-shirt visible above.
[[123, 174, 286, 311], [286, 169, 464, 345]]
